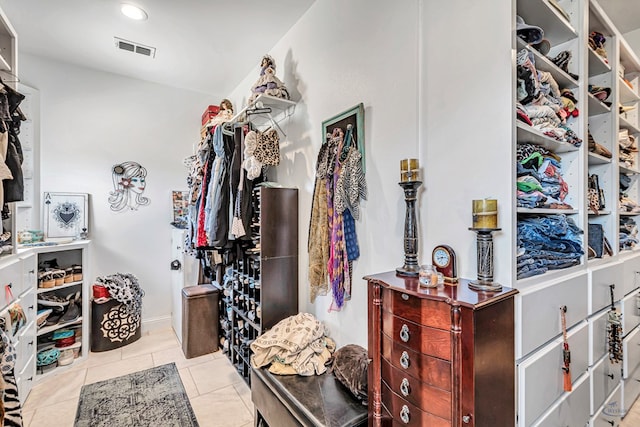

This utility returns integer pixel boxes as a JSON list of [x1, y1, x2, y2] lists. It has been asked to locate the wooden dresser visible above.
[[365, 272, 518, 427]]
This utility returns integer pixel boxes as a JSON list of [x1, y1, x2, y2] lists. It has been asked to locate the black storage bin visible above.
[[182, 284, 219, 359], [91, 298, 142, 352]]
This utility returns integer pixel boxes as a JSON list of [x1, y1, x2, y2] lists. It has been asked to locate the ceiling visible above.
[[598, 0, 640, 35], [0, 0, 315, 98]]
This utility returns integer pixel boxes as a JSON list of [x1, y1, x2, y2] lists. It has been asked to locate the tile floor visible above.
[[22, 328, 254, 427]]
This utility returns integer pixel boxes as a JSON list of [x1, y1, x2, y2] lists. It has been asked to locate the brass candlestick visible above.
[[468, 227, 502, 292]]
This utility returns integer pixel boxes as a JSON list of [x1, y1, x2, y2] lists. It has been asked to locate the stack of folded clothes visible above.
[[517, 214, 583, 279], [517, 143, 572, 209], [619, 129, 638, 169], [620, 216, 639, 251]]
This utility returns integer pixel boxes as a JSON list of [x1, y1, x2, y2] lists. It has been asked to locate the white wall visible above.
[[228, 0, 420, 347], [20, 53, 214, 324], [624, 28, 640, 58], [227, 0, 512, 347]]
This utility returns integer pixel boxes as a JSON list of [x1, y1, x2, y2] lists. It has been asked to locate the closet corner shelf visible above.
[[588, 47, 611, 76], [587, 152, 612, 165], [517, 208, 579, 214], [620, 212, 640, 217], [517, 39, 578, 89], [228, 94, 297, 127], [587, 93, 611, 115], [516, 263, 584, 287], [619, 77, 640, 104], [517, 0, 578, 45], [516, 122, 580, 153], [587, 256, 613, 268], [620, 165, 640, 175], [620, 37, 640, 74], [588, 210, 611, 216], [0, 53, 10, 72], [36, 281, 82, 294], [37, 317, 83, 337], [619, 115, 640, 135]]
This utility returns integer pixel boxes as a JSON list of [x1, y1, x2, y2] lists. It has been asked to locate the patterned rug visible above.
[[74, 363, 199, 427]]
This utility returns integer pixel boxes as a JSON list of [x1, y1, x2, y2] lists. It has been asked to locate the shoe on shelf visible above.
[[38, 271, 55, 288], [72, 265, 83, 282], [38, 294, 70, 308], [51, 269, 66, 286], [37, 309, 53, 328], [59, 294, 80, 324], [64, 267, 74, 283], [57, 349, 75, 366]]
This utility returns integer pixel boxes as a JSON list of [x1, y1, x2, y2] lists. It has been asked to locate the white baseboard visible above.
[[141, 315, 172, 334]]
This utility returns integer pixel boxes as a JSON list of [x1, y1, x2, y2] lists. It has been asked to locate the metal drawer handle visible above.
[[27, 376, 32, 381], [400, 324, 410, 342], [28, 305, 34, 310], [400, 378, 410, 396], [400, 351, 410, 369], [400, 405, 410, 424], [463, 415, 472, 424], [28, 341, 33, 346], [607, 420, 614, 426], [29, 269, 34, 274], [607, 373, 614, 379]]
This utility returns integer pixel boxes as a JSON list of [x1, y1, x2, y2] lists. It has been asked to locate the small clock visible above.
[[432, 245, 459, 284]]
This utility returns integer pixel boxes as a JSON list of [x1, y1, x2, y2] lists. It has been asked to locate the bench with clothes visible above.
[[251, 367, 367, 427]]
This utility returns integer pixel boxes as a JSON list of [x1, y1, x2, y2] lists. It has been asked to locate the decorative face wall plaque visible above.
[[43, 192, 89, 239], [108, 161, 150, 212]]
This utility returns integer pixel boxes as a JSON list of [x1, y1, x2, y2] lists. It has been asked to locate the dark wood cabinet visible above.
[[215, 186, 298, 384], [365, 272, 518, 427]]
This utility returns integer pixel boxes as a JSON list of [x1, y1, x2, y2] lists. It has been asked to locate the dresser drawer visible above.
[[15, 321, 36, 375], [589, 262, 623, 315], [623, 364, 640, 416], [381, 382, 451, 427], [623, 326, 640, 378], [518, 320, 589, 426], [517, 272, 588, 359], [590, 384, 621, 427], [0, 257, 22, 309], [382, 310, 450, 360], [589, 308, 615, 366], [531, 373, 590, 427], [20, 289, 36, 329], [590, 356, 622, 415], [381, 334, 451, 391], [16, 353, 36, 405], [623, 254, 640, 296], [20, 253, 37, 294], [381, 358, 450, 420], [382, 288, 450, 330], [622, 290, 640, 337]]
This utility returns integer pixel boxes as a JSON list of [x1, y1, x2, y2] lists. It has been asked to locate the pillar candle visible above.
[[472, 199, 498, 229], [400, 159, 420, 182]]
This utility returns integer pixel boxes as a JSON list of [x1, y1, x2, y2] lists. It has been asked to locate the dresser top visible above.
[[364, 271, 518, 309]]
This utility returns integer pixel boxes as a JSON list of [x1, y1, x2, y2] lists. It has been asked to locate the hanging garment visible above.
[[335, 146, 367, 220], [308, 143, 331, 302], [205, 126, 234, 248]]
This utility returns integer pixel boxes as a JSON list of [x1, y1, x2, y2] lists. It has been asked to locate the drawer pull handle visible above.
[[7, 282, 11, 288], [28, 305, 34, 310], [607, 421, 614, 426], [27, 376, 32, 381], [400, 405, 410, 424], [400, 378, 410, 396], [400, 324, 410, 342], [607, 373, 614, 380], [463, 415, 472, 424], [401, 293, 409, 301], [29, 269, 34, 274], [400, 351, 410, 369], [28, 341, 33, 346]]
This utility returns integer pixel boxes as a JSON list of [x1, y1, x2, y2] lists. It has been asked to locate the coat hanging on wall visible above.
[[108, 161, 150, 212]]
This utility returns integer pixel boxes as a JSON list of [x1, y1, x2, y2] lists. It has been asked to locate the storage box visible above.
[[201, 105, 220, 126]]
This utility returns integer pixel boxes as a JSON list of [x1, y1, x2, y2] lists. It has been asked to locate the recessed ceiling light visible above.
[[121, 3, 148, 21]]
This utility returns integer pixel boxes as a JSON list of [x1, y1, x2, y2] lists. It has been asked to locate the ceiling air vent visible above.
[[114, 37, 156, 58]]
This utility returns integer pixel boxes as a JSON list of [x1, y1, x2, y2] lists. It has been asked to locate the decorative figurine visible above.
[[249, 55, 290, 104]]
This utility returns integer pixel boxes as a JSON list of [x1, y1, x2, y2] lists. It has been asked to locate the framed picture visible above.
[[43, 192, 89, 239], [322, 103, 365, 171], [171, 190, 189, 229]]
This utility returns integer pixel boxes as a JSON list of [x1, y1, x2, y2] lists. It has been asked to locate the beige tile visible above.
[[179, 367, 200, 399], [68, 348, 123, 372], [188, 358, 244, 395], [233, 381, 253, 413], [211, 349, 225, 359], [190, 385, 253, 427], [22, 409, 35, 427], [23, 368, 87, 412], [121, 329, 179, 360], [152, 346, 214, 370], [28, 398, 78, 427], [84, 354, 153, 384]]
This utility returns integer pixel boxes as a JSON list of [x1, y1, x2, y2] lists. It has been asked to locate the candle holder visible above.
[[468, 227, 502, 292], [396, 180, 422, 277]]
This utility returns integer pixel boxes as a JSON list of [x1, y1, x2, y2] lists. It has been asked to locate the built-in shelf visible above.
[[516, 122, 580, 153], [620, 115, 640, 135], [588, 47, 611, 76], [36, 281, 82, 294], [37, 317, 82, 337], [517, 39, 579, 89], [517, 208, 579, 214], [0, 53, 10, 72], [620, 212, 640, 217], [619, 77, 640, 104], [517, 0, 578, 45], [588, 152, 613, 165], [587, 92, 611, 115], [588, 210, 612, 216], [620, 165, 640, 175]]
